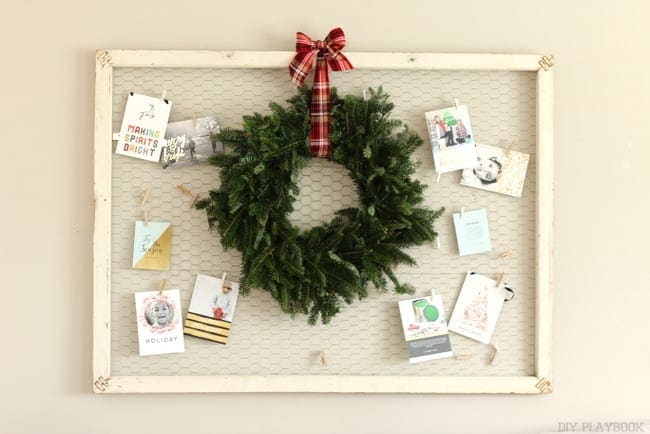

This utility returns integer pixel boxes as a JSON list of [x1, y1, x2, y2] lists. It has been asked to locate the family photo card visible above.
[[460, 144, 530, 198], [135, 289, 185, 356], [425, 104, 479, 174], [116, 92, 172, 162]]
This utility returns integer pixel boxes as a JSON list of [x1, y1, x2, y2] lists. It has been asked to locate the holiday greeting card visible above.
[[425, 104, 479, 174], [116, 92, 172, 162], [398, 293, 454, 363], [452, 208, 492, 256], [135, 289, 185, 356], [132, 221, 172, 270], [161, 116, 222, 169], [448, 272, 511, 344], [460, 144, 530, 198], [184, 274, 240, 345]]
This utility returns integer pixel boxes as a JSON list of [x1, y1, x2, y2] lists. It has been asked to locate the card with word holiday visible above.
[[448, 272, 512, 344], [160, 116, 222, 169], [184, 274, 240, 345], [452, 208, 492, 256], [132, 221, 172, 270], [425, 104, 479, 174], [398, 292, 454, 363], [115, 92, 172, 162], [135, 289, 185, 356], [460, 143, 530, 198]]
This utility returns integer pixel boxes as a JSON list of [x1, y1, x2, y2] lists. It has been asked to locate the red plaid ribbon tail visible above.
[[288, 28, 353, 158], [309, 55, 332, 157]]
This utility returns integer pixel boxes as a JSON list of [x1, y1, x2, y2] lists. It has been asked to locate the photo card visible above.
[[425, 104, 479, 174], [184, 273, 241, 345], [460, 143, 530, 198], [160, 116, 222, 169], [115, 92, 172, 162], [448, 272, 512, 344], [132, 221, 172, 271], [398, 292, 454, 363], [135, 289, 185, 356]]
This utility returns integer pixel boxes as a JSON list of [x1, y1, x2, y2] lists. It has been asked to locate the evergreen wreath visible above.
[[197, 88, 443, 324]]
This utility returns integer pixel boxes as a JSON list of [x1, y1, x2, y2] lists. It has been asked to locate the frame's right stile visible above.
[[93, 50, 554, 394]]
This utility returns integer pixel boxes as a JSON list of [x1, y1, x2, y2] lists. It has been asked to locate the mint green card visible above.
[[452, 209, 492, 256]]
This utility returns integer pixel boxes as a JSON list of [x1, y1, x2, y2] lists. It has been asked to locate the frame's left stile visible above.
[[93, 50, 113, 392]]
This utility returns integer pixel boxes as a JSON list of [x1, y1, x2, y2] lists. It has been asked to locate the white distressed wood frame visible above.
[[93, 50, 554, 394]]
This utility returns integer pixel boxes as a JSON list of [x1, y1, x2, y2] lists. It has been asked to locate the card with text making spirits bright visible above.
[[448, 272, 511, 344], [398, 293, 454, 363], [116, 92, 172, 162], [132, 221, 172, 270], [135, 289, 185, 356]]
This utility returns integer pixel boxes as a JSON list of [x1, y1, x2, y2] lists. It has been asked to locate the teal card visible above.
[[452, 209, 492, 256]]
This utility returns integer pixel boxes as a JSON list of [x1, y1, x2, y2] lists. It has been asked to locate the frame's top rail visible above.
[[98, 50, 546, 72]]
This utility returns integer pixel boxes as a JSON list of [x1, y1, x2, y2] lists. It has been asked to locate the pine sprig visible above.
[[197, 87, 443, 324]]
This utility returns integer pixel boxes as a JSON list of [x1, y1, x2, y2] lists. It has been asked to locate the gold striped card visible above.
[[184, 274, 241, 345], [184, 312, 231, 344]]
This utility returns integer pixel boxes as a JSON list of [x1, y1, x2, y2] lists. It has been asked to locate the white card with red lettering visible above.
[[116, 92, 172, 162]]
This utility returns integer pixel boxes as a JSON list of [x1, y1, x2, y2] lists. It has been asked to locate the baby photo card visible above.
[[425, 104, 479, 174], [398, 292, 454, 363], [116, 92, 172, 162], [460, 143, 530, 198], [184, 273, 241, 345], [132, 221, 172, 270], [448, 272, 511, 344], [160, 116, 222, 169], [452, 208, 492, 256], [135, 289, 185, 356]]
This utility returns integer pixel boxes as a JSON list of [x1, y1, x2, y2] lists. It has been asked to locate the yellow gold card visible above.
[[132, 221, 172, 270]]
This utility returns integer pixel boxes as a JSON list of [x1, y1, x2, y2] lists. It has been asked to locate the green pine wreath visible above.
[[197, 88, 443, 324]]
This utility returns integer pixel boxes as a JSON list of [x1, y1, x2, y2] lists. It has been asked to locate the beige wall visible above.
[[1, 0, 649, 433]]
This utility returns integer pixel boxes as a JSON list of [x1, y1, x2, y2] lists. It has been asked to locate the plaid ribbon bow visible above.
[[289, 28, 354, 158]]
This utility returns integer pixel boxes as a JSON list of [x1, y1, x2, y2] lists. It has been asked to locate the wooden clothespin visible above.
[[435, 237, 441, 249], [435, 172, 441, 183], [489, 343, 499, 365], [506, 140, 516, 156], [158, 278, 167, 295], [460, 207, 466, 220], [176, 184, 200, 207], [220, 272, 232, 294], [320, 350, 328, 367], [455, 353, 474, 361], [141, 188, 150, 226], [362, 89, 369, 101], [498, 251, 513, 260], [453, 97, 460, 109], [160, 89, 168, 104], [140, 188, 150, 206], [496, 273, 506, 288]]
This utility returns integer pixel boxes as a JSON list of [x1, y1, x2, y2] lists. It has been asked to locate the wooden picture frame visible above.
[[93, 50, 554, 394]]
